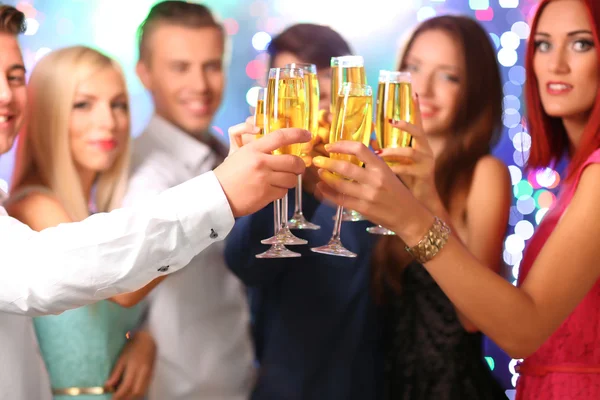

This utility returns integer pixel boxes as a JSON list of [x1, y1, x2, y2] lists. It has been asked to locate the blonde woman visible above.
[[6, 46, 158, 400]]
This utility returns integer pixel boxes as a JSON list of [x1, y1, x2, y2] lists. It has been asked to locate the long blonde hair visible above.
[[11, 46, 130, 221]]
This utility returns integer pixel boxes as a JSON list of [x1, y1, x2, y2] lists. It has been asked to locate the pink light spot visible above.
[[246, 59, 266, 80], [213, 125, 225, 137], [475, 7, 494, 22], [223, 18, 239, 36]]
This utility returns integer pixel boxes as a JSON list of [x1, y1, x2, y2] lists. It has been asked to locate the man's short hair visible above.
[[137, 1, 223, 61], [267, 24, 353, 70], [0, 5, 26, 35]]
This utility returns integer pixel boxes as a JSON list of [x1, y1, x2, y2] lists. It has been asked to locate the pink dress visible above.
[[516, 148, 600, 400]]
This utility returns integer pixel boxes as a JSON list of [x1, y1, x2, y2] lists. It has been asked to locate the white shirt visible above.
[[0, 171, 233, 399], [0, 188, 51, 399], [125, 115, 255, 400], [0, 171, 233, 315]]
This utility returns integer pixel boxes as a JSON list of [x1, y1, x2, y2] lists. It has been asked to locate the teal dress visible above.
[[34, 301, 144, 400]]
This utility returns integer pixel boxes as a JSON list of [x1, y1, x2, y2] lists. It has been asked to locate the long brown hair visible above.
[[372, 15, 503, 301]]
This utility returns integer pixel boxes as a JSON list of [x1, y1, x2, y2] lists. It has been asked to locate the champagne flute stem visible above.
[[279, 193, 289, 232], [274, 198, 281, 231], [331, 206, 344, 241], [294, 175, 303, 215]]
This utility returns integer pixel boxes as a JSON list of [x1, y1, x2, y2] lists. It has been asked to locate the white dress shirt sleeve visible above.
[[0, 171, 234, 316]]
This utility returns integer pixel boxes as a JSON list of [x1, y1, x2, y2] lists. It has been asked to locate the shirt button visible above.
[[158, 266, 169, 272], [210, 229, 218, 239]]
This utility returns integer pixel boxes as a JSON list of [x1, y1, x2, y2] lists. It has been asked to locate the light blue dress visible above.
[[6, 186, 146, 399], [34, 301, 144, 400]]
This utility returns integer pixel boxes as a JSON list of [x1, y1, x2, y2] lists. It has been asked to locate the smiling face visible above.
[[403, 29, 464, 138], [533, 0, 598, 120], [69, 67, 129, 175], [136, 24, 225, 137], [0, 32, 26, 154]]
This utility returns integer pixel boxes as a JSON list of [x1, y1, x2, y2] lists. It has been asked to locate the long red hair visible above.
[[525, 0, 600, 178]]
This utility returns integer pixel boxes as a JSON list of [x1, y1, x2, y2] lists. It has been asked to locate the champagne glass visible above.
[[254, 88, 301, 258], [260, 67, 309, 246], [311, 82, 373, 257], [330, 56, 368, 222], [285, 63, 321, 230], [367, 71, 414, 235]]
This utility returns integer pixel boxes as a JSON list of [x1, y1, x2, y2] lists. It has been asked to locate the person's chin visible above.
[[542, 104, 581, 119], [0, 134, 16, 155]]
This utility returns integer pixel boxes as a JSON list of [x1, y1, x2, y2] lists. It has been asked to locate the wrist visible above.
[[394, 205, 436, 248]]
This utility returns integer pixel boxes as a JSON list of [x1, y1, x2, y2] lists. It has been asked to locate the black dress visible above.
[[383, 261, 507, 400]]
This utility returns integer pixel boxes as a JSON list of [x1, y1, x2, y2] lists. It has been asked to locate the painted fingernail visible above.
[[374, 149, 382, 155]]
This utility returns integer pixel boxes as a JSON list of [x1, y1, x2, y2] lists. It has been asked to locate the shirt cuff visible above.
[[159, 170, 235, 247]]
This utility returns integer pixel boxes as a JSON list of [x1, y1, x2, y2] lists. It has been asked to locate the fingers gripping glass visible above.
[[311, 82, 373, 258]]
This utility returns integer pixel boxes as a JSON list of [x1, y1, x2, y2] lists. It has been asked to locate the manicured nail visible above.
[[374, 149, 382, 155]]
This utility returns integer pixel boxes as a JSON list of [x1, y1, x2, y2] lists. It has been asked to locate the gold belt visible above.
[[52, 386, 114, 396]]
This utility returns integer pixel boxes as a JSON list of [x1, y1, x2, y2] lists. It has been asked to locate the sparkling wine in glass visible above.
[[330, 56, 368, 222], [284, 62, 321, 230], [367, 70, 414, 235], [260, 67, 309, 247]]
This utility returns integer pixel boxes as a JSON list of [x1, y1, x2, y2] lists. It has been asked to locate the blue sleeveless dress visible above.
[[7, 185, 146, 399], [34, 301, 144, 400]]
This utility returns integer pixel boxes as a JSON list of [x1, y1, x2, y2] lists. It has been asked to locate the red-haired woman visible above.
[[314, 0, 600, 398]]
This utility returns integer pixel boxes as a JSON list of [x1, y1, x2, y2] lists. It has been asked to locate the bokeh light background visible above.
[[0, 0, 560, 396]]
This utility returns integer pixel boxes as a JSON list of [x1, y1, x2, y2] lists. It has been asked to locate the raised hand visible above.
[[215, 128, 311, 217]]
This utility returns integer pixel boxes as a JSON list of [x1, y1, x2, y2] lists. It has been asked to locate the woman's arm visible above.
[[315, 142, 600, 358]]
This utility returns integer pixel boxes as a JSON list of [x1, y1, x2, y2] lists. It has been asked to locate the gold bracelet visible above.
[[405, 217, 451, 264]]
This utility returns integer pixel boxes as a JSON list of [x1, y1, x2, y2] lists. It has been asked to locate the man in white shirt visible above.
[[0, 6, 308, 399], [125, 2, 255, 399]]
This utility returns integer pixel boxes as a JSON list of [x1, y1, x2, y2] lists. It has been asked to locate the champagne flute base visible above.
[[256, 244, 302, 259], [366, 225, 396, 235], [261, 227, 308, 245], [333, 209, 366, 222], [288, 212, 321, 230], [310, 239, 357, 258]]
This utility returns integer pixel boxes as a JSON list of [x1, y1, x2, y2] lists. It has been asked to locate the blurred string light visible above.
[[252, 31, 272, 50], [417, 6, 437, 21], [500, 0, 519, 8], [246, 86, 262, 107], [24, 18, 39, 35], [469, 0, 489, 10]]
